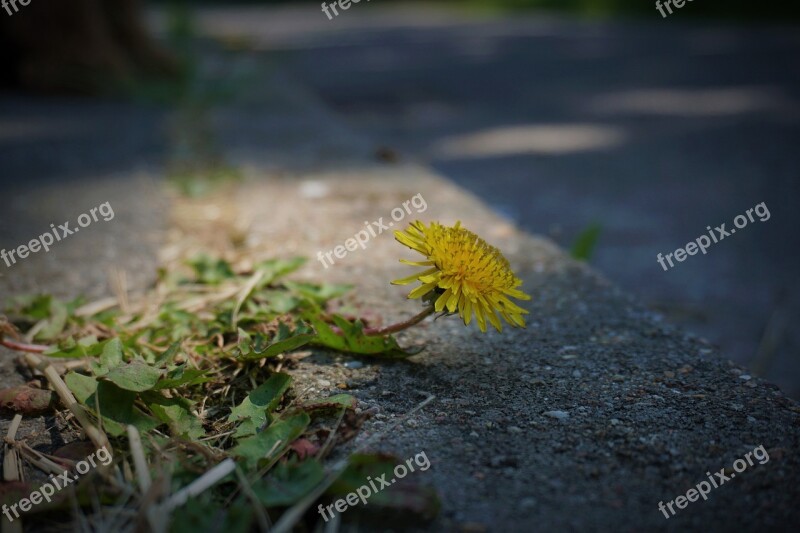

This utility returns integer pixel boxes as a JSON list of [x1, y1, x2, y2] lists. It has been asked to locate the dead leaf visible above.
[[53, 441, 96, 462], [288, 438, 319, 460], [0, 386, 56, 415]]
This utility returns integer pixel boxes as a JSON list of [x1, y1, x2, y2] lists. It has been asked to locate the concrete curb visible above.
[[188, 52, 800, 531]]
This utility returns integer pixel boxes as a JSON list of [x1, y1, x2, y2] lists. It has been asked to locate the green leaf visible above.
[[44, 335, 102, 358], [169, 494, 253, 533], [284, 281, 351, 304], [328, 453, 440, 520], [93, 381, 159, 436], [35, 297, 69, 340], [236, 327, 252, 356], [65, 374, 159, 437], [187, 255, 235, 285], [252, 459, 324, 507], [103, 361, 163, 392], [254, 257, 306, 287], [570, 223, 602, 262], [155, 341, 182, 366], [329, 453, 397, 494], [65, 372, 99, 404], [144, 392, 205, 440], [237, 323, 316, 361], [228, 373, 292, 438], [6, 295, 70, 341], [153, 365, 209, 390], [91, 338, 124, 376], [304, 312, 423, 358], [7, 294, 53, 320], [231, 413, 310, 470], [256, 289, 303, 314]]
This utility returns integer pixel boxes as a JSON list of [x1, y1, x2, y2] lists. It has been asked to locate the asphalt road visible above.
[[195, 4, 800, 398]]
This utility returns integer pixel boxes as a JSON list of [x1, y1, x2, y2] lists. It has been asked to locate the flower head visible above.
[[392, 220, 531, 332]]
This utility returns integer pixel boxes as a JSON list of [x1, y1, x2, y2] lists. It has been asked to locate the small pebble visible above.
[[572, 370, 582, 378], [318, 379, 331, 387], [739, 374, 752, 381], [469, 431, 479, 438], [544, 410, 569, 420], [406, 419, 418, 428], [508, 426, 523, 434], [344, 361, 364, 369]]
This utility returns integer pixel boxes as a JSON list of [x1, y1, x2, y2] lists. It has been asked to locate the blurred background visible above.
[[1, 0, 798, 396]]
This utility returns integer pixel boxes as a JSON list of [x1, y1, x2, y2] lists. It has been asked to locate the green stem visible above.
[[364, 306, 436, 336]]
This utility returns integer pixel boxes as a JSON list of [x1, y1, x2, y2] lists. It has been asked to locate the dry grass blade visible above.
[[231, 270, 264, 330], [23, 352, 111, 453], [6, 440, 73, 475], [74, 296, 121, 318], [162, 458, 236, 512], [3, 415, 24, 533], [234, 467, 271, 532], [127, 425, 152, 493], [49, 359, 92, 374], [108, 267, 131, 314], [3, 414, 24, 482]]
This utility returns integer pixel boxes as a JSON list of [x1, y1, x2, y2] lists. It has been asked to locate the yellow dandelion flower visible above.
[[392, 220, 531, 333]]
